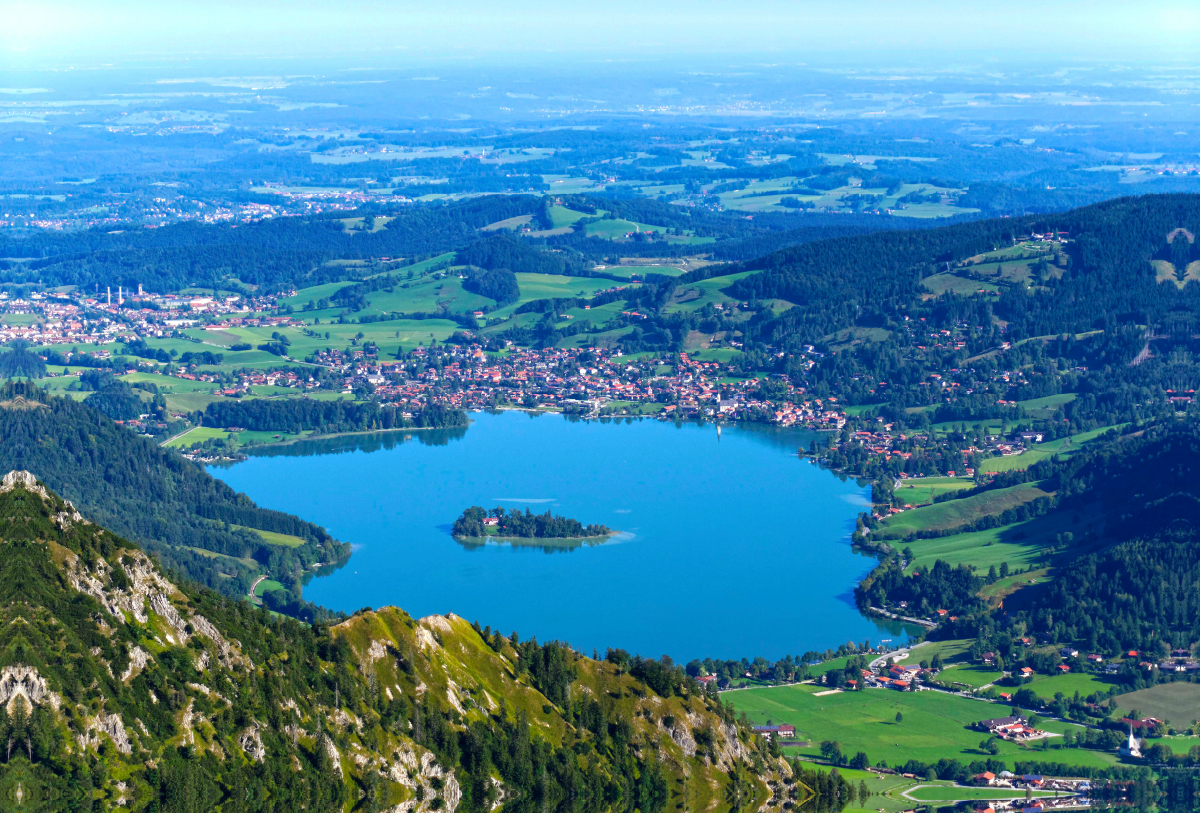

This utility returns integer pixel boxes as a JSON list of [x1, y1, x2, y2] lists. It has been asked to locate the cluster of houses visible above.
[[0, 287, 304, 351], [307, 342, 849, 425]]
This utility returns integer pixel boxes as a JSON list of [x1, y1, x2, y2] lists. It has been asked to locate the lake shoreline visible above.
[[241, 421, 471, 449]]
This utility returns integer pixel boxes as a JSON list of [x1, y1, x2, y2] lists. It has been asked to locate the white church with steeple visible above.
[[1119, 724, 1142, 759]]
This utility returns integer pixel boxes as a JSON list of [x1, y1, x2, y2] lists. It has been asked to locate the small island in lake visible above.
[[452, 506, 613, 545]]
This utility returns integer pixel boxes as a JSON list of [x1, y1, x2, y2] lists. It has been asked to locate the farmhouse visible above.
[[977, 715, 1044, 741], [752, 724, 795, 740], [978, 715, 1027, 733]]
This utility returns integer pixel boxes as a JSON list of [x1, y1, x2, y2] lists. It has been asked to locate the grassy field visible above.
[[1114, 683, 1200, 726], [602, 265, 688, 279], [487, 274, 623, 321], [242, 317, 460, 360], [725, 683, 1115, 770], [164, 392, 223, 413], [900, 508, 1081, 573], [882, 482, 1052, 537], [902, 639, 974, 667], [1017, 393, 1077, 418], [254, 578, 285, 598], [894, 477, 975, 506], [583, 218, 668, 240], [280, 280, 356, 310], [922, 273, 1001, 298], [482, 214, 533, 232], [547, 204, 599, 228], [185, 546, 259, 569], [349, 275, 496, 318], [937, 664, 1006, 689], [980, 425, 1124, 473], [164, 426, 230, 448], [232, 429, 313, 446], [825, 327, 893, 352], [663, 271, 755, 314], [231, 524, 306, 548], [119, 370, 216, 393], [557, 300, 628, 329], [1018, 672, 1115, 702]]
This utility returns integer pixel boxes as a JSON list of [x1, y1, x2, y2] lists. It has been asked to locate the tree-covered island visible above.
[[452, 505, 612, 540]]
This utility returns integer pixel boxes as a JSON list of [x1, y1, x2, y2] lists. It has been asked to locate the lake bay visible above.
[[212, 410, 912, 661]]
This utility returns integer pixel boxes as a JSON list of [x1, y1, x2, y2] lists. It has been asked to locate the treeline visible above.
[[201, 398, 468, 435], [462, 266, 520, 305], [452, 506, 610, 539]]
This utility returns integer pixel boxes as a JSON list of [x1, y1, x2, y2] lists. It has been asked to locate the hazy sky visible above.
[[2, 0, 1200, 67]]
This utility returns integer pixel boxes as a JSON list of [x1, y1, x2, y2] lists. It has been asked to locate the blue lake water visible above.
[[211, 410, 914, 661]]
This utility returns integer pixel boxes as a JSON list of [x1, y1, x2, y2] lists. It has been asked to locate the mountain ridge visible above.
[[0, 470, 793, 812]]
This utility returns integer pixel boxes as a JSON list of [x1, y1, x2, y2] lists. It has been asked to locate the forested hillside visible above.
[[734, 193, 1200, 350], [0, 196, 543, 292], [0, 382, 348, 601], [201, 398, 467, 435], [858, 420, 1200, 655], [0, 472, 793, 811]]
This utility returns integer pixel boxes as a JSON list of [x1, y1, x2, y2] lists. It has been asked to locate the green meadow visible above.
[[894, 476, 975, 506], [725, 683, 1116, 770], [980, 425, 1123, 473], [1019, 672, 1115, 702], [603, 265, 688, 279], [881, 481, 1051, 537], [1114, 682, 1200, 726], [488, 274, 624, 320], [922, 273, 1001, 298], [164, 426, 230, 448], [583, 218, 668, 240], [231, 524, 306, 548], [253, 578, 286, 598], [663, 271, 756, 314], [936, 664, 1006, 689], [900, 508, 1082, 574], [547, 205, 598, 228]]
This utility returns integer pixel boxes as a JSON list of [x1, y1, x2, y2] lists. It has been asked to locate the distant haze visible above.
[[2, 0, 1200, 67]]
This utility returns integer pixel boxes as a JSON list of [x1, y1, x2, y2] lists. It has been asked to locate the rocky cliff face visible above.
[[0, 472, 794, 811]]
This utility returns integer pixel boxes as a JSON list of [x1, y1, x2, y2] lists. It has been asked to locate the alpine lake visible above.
[[211, 410, 918, 662]]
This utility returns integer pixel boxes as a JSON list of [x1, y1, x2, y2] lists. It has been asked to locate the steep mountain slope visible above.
[[0, 381, 348, 608], [0, 472, 792, 811]]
